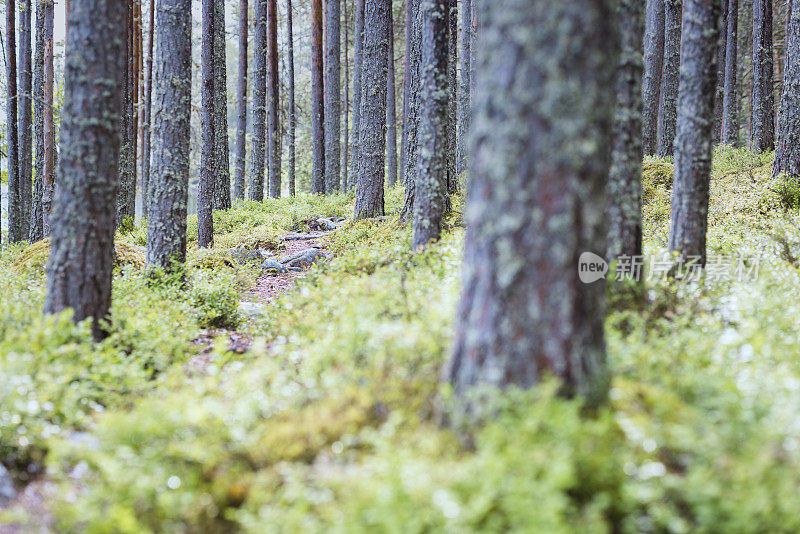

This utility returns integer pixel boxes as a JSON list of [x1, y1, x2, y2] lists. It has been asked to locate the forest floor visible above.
[[6, 147, 800, 532]]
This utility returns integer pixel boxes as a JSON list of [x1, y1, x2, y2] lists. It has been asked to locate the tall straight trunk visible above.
[[147, 0, 191, 269], [658, 0, 682, 157], [213, 0, 231, 209], [142, 0, 156, 216], [311, 0, 326, 193], [400, 0, 422, 219], [752, 0, 776, 150], [341, 0, 349, 192], [412, 0, 449, 249], [6, 0, 19, 244], [399, 0, 411, 184], [324, 0, 341, 192], [608, 0, 645, 261], [18, 0, 33, 240], [199, 0, 216, 246], [348, 0, 366, 192], [386, 3, 398, 187], [642, 0, 665, 155], [445, 0, 457, 194], [287, 0, 296, 196], [669, 0, 723, 264], [446, 0, 617, 405], [29, 0, 46, 242], [353, 0, 389, 219], [774, 0, 800, 176], [116, 1, 137, 231], [234, 0, 248, 200], [723, 0, 740, 144], [267, 0, 281, 197], [250, 0, 266, 200], [714, 5, 729, 143], [41, 3, 55, 236], [44, 0, 127, 340], [456, 0, 471, 174]]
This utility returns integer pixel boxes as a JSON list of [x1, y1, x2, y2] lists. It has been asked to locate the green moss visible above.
[[10, 238, 146, 276]]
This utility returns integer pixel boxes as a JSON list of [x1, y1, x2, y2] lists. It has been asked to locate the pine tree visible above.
[[250, 0, 267, 200], [773, 0, 800, 177], [267, 0, 281, 197], [45, 0, 128, 340], [199, 0, 216, 246], [723, 0, 740, 145], [6, 0, 20, 244], [324, 0, 342, 192], [234, 0, 248, 200], [18, 0, 33, 240], [213, 0, 231, 209], [751, 0, 776, 150], [658, 0, 682, 157], [287, 0, 297, 196], [141, 0, 156, 215], [642, 0, 665, 155], [348, 0, 366, 192]]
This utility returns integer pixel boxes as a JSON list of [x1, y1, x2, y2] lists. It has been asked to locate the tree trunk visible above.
[[723, 0, 740, 144], [311, 0, 326, 193], [41, 3, 55, 236], [353, 0, 389, 219], [29, 0, 46, 242], [6, 0, 19, 244], [324, 0, 341, 192], [18, 0, 33, 241], [774, 0, 800, 176], [446, 0, 458, 194], [412, 0, 449, 249], [386, 3, 398, 187], [266, 0, 281, 197], [608, 0, 645, 262], [642, 0, 665, 156], [456, 0, 471, 174], [116, 1, 137, 231], [446, 0, 617, 405], [147, 0, 191, 269], [341, 0, 349, 192], [250, 0, 266, 200], [213, 0, 231, 209], [400, 0, 422, 219], [669, 0, 723, 264], [348, 0, 366, 192], [287, 0, 296, 196], [141, 0, 156, 216], [44, 0, 127, 340], [752, 0, 776, 150], [234, 0, 248, 201], [713, 5, 729, 143], [658, 0, 682, 158], [199, 0, 216, 246]]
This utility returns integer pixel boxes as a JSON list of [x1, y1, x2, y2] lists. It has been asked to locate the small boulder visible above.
[[280, 248, 331, 270], [229, 247, 271, 265], [260, 258, 288, 275]]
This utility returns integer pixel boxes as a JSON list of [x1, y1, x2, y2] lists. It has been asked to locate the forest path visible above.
[[186, 228, 335, 373]]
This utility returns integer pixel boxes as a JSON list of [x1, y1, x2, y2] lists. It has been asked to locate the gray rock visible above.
[[280, 248, 331, 269], [0, 464, 16, 507], [260, 258, 289, 275], [238, 301, 266, 316], [230, 247, 271, 265]]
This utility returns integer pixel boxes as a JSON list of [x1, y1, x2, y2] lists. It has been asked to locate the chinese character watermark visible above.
[[578, 252, 761, 284]]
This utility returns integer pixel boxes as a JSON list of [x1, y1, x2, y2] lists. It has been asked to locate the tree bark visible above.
[[341, 0, 349, 192], [199, 0, 216, 246], [250, 0, 266, 200], [287, 0, 296, 196], [311, 0, 326, 193], [40, 3, 55, 237], [324, 0, 341, 192], [774, 0, 800, 176], [147, 0, 191, 270], [456, 0, 471, 174], [234, 0, 248, 200], [658, 0, 682, 158], [353, 0, 389, 219], [412, 0, 449, 249], [141, 0, 156, 216], [642, 0, 665, 156], [386, 3, 398, 187], [713, 5, 728, 143], [116, 1, 137, 231], [400, 0, 422, 219], [29, 0, 46, 242], [267, 0, 281, 197], [752, 0, 776, 150], [608, 0, 645, 262], [6, 0, 20, 244], [213, 0, 231, 209], [446, 0, 458, 194], [723, 0, 740, 144], [18, 0, 33, 240], [348, 0, 366, 192], [446, 0, 617, 405], [44, 0, 127, 340], [669, 0, 723, 264]]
